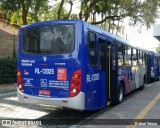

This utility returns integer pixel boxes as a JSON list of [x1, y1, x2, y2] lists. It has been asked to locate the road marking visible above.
[[0, 92, 16, 97], [126, 92, 160, 128], [146, 83, 153, 88]]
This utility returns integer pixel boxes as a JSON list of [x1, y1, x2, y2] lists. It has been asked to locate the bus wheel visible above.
[[156, 77, 159, 81], [117, 83, 124, 103], [139, 84, 144, 90]]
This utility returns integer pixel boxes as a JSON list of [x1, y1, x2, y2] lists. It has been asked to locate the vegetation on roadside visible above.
[[0, 57, 17, 84]]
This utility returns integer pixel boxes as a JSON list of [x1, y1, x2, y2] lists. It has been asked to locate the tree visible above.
[[0, 0, 20, 22], [79, 0, 159, 29], [0, 0, 49, 25]]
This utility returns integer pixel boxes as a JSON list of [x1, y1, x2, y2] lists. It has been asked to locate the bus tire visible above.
[[139, 85, 144, 90], [156, 77, 159, 81], [117, 83, 124, 104]]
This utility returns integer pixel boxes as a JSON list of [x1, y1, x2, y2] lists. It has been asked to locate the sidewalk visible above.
[[0, 83, 16, 92], [77, 81, 160, 128]]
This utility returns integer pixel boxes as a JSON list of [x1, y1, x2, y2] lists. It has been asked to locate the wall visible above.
[[0, 29, 19, 58]]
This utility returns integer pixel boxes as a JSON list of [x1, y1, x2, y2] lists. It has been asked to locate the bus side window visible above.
[[118, 43, 123, 66], [138, 50, 143, 65], [124, 45, 131, 66], [142, 52, 146, 66], [88, 32, 98, 67], [132, 48, 137, 66]]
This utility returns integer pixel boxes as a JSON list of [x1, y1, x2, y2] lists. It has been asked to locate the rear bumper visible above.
[[17, 88, 85, 110]]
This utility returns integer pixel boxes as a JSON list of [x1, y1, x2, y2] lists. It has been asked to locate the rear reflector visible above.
[[41, 64, 47, 66], [63, 100, 68, 103], [24, 96, 28, 99]]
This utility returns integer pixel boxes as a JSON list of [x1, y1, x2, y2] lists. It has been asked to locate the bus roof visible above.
[[20, 20, 83, 29], [21, 19, 149, 52]]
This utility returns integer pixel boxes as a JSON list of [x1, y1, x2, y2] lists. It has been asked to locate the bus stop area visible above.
[[76, 81, 160, 128]]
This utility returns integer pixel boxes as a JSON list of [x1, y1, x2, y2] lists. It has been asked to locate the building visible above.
[[153, 24, 160, 41]]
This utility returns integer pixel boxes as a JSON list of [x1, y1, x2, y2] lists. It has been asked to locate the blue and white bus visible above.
[[17, 20, 146, 110], [148, 51, 160, 81]]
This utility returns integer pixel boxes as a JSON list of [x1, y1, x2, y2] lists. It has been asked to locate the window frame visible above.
[[117, 42, 124, 66], [88, 31, 98, 67], [124, 45, 131, 66], [132, 48, 138, 66]]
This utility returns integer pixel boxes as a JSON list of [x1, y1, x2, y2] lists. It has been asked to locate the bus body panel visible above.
[[17, 20, 87, 109], [118, 65, 145, 94]]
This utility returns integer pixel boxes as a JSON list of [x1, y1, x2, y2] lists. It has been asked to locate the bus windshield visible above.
[[22, 25, 74, 54]]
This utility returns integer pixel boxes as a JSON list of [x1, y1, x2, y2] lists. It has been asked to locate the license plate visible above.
[[39, 90, 50, 95]]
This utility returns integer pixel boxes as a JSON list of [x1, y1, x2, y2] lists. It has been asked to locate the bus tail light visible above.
[[69, 69, 82, 97], [17, 69, 24, 92]]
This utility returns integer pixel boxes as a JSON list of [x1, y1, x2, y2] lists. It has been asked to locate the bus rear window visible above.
[[22, 25, 74, 54]]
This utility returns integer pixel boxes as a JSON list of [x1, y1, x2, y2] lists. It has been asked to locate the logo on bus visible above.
[[86, 73, 100, 83], [57, 68, 67, 81], [24, 70, 29, 75], [42, 56, 47, 62], [40, 79, 47, 87]]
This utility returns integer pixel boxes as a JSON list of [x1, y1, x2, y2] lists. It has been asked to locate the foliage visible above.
[[0, 0, 78, 25], [0, 57, 17, 84], [0, 0, 159, 33], [79, 0, 159, 31], [0, 0, 49, 25]]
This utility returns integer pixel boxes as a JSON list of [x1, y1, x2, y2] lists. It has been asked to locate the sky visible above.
[[123, 22, 160, 52]]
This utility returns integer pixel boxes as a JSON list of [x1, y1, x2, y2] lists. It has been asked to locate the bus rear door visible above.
[[99, 40, 118, 106], [99, 40, 109, 107], [110, 42, 118, 103]]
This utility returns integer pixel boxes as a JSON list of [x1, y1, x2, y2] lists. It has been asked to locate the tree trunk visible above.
[[112, 20, 115, 33], [101, 13, 104, 29], [21, 0, 28, 25], [84, 14, 90, 21], [84, 0, 98, 22], [116, 20, 120, 35], [68, 0, 73, 19], [79, 11, 82, 19], [34, 0, 41, 22], [108, 19, 111, 32], [58, 0, 65, 19], [22, 4, 28, 25]]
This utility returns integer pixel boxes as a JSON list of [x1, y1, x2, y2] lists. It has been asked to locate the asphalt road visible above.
[[0, 81, 159, 128]]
